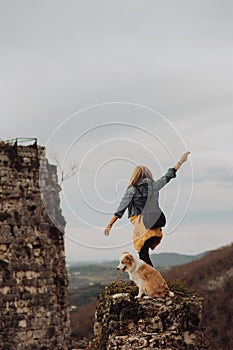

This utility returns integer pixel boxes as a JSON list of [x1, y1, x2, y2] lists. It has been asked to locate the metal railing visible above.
[[0, 138, 39, 168], [3, 137, 37, 146]]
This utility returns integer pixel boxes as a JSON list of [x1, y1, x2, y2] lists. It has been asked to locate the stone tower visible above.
[[0, 139, 71, 350]]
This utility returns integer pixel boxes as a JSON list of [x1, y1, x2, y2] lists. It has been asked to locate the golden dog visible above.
[[117, 252, 174, 298]]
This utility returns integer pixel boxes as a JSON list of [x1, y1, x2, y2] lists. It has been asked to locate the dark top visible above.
[[114, 168, 176, 218]]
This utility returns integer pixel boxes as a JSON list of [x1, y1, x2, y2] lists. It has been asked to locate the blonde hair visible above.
[[128, 165, 153, 188]]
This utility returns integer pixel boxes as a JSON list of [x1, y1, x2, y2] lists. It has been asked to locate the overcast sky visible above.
[[1, 0, 233, 261]]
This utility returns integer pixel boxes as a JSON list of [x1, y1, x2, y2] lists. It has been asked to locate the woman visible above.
[[104, 151, 191, 267]]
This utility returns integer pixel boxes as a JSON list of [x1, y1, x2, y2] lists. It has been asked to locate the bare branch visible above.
[[50, 151, 79, 186]]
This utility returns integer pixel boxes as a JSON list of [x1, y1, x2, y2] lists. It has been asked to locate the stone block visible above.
[[0, 225, 11, 236]]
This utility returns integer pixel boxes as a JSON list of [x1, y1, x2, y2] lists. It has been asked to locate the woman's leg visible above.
[[139, 238, 154, 266], [139, 236, 162, 267]]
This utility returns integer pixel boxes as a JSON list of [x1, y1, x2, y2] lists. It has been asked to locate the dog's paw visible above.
[[135, 295, 142, 299], [143, 295, 152, 299]]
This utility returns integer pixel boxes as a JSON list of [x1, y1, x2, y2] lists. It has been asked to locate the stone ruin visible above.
[[90, 280, 209, 350], [0, 139, 71, 350]]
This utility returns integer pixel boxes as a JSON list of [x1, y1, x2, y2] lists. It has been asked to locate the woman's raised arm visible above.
[[173, 151, 191, 171]]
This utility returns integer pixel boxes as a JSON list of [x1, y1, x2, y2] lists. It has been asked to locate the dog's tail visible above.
[[169, 291, 174, 298]]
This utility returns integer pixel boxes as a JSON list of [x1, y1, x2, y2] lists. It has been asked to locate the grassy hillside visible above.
[[163, 243, 233, 350]]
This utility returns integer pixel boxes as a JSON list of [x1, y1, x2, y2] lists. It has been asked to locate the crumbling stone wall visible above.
[[90, 280, 209, 350], [0, 140, 71, 350]]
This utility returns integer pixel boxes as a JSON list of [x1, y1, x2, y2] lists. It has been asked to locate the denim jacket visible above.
[[114, 168, 176, 219]]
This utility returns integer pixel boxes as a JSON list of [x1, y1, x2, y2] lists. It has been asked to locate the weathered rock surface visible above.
[[71, 337, 90, 349], [0, 140, 71, 350], [90, 280, 209, 350]]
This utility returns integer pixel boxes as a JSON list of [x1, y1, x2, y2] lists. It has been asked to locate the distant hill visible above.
[[68, 251, 205, 272], [151, 251, 205, 268], [163, 243, 233, 350]]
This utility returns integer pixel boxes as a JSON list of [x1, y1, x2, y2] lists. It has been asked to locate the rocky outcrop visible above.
[[0, 140, 71, 350], [90, 280, 209, 350]]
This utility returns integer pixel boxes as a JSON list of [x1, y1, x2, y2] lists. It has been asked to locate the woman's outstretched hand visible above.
[[104, 216, 118, 236], [179, 151, 191, 164], [104, 224, 112, 236]]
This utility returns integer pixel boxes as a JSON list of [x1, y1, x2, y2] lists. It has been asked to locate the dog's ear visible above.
[[122, 251, 130, 255], [125, 254, 133, 263]]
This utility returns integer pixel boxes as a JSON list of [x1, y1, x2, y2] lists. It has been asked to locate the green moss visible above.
[[90, 279, 140, 350], [168, 279, 201, 300]]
